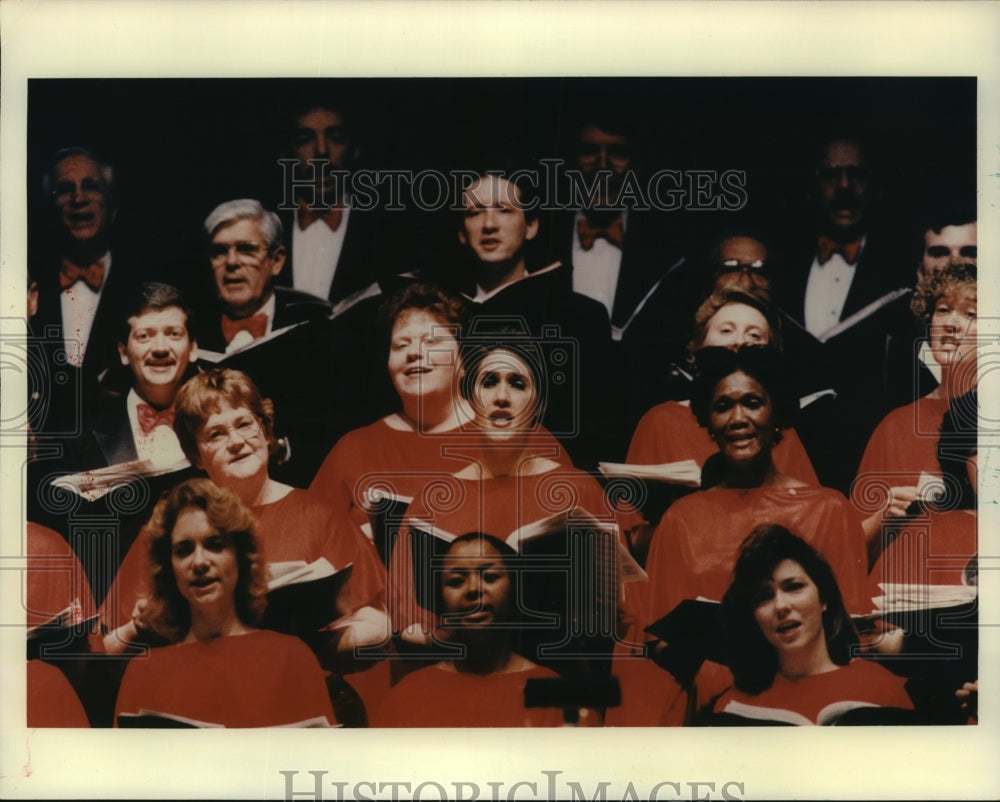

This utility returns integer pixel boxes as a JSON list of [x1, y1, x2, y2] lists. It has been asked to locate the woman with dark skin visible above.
[[375, 533, 563, 727], [389, 339, 611, 644], [643, 345, 868, 626], [607, 347, 867, 727]]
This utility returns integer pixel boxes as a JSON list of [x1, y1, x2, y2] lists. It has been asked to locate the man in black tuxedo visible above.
[[198, 199, 332, 354], [544, 115, 691, 450], [774, 134, 914, 492], [31, 148, 138, 434], [778, 136, 911, 337], [548, 115, 686, 333], [456, 171, 614, 468], [199, 198, 389, 485], [276, 97, 395, 305], [74, 282, 198, 469]]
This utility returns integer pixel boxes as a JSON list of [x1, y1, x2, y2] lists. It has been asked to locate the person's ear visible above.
[[269, 245, 287, 278], [524, 217, 539, 242], [118, 341, 130, 367]]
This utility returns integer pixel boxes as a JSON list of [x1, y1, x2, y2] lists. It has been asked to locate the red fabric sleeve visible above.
[[27, 659, 90, 728], [27, 521, 96, 627]]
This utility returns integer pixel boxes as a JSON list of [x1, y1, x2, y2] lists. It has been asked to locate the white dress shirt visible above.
[[291, 200, 352, 300], [803, 239, 865, 338], [225, 293, 276, 354], [60, 251, 111, 368], [125, 388, 185, 466], [571, 210, 626, 319]]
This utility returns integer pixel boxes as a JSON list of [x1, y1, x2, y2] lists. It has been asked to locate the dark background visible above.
[[28, 76, 977, 293]]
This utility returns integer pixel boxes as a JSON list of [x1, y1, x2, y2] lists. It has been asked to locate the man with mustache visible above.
[[73, 282, 198, 469], [773, 134, 913, 494], [791, 136, 895, 338], [545, 111, 692, 455]]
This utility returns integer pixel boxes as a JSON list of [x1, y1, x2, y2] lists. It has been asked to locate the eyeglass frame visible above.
[[207, 240, 273, 266], [714, 259, 770, 277], [197, 415, 264, 451]]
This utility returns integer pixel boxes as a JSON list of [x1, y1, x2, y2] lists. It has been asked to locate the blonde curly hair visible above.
[[137, 478, 269, 641]]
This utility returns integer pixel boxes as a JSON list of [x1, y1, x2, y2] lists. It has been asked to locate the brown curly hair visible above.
[[137, 478, 269, 641], [377, 282, 469, 349], [910, 262, 976, 324], [173, 368, 277, 466]]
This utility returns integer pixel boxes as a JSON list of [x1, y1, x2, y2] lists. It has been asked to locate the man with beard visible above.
[[73, 282, 198, 469], [773, 134, 913, 493]]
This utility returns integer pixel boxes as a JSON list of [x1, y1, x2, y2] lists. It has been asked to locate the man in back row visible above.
[[276, 96, 396, 305], [32, 147, 139, 433], [455, 170, 615, 468], [198, 198, 392, 485]]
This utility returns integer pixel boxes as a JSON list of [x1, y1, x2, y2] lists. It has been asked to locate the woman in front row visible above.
[[711, 525, 913, 725], [375, 533, 563, 727], [103, 368, 386, 653], [114, 479, 336, 727]]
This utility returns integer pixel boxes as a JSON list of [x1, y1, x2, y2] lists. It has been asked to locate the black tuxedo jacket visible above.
[[545, 208, 687, 329], [776, 225, 912, 328], [83, 394, 138, 468], [774, 225, 917, 493], [197, 286, 334, 354], [468, 266, 614, 470], [276, 207, 399, 305], [544, 208, 693, 457], [30, 249, 140, 436]]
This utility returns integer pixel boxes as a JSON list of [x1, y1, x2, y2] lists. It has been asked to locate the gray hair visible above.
[[202, 199, 284, 252], [42, 147, 115, 202]]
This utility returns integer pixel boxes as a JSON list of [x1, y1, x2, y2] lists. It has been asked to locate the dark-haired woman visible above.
[[643, 345, 868, 625], [712, 525, 912, 725], [375, 533, 563, 727], [626, 287, 817, 485], [113, 479, 336, 727], [607, 346, 867, 726], [388, 339, 612, 648]]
